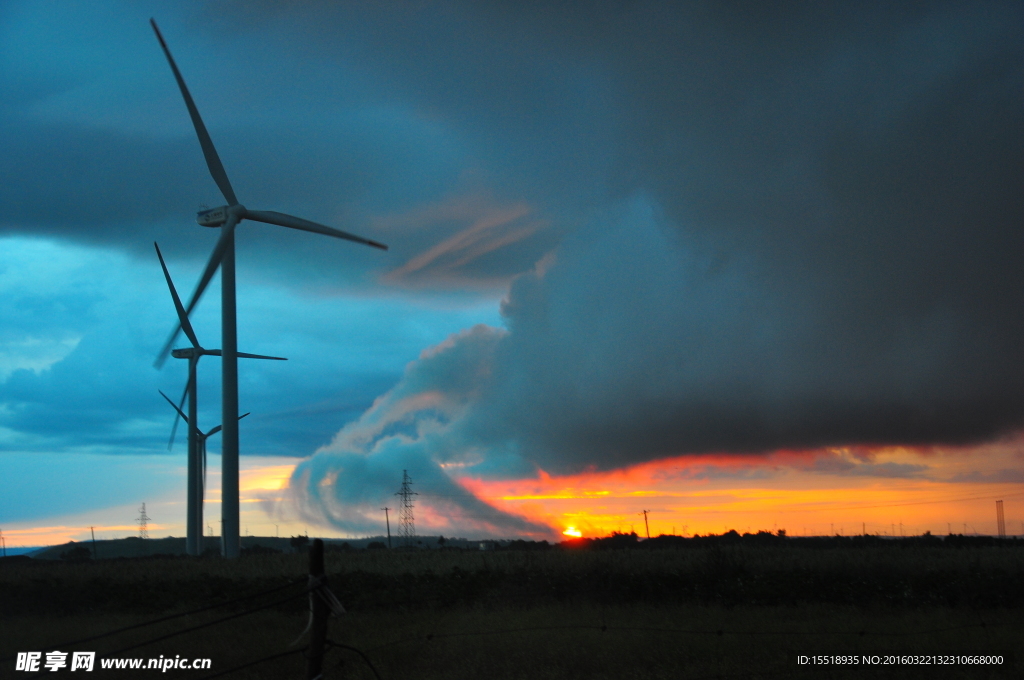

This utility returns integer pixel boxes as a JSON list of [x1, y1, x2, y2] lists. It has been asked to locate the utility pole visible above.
[[640, 510, 651, 539], [996, 500, 1005, 538], [382, 507, 392, 548], [91, 526, 97, 559], [0, 529, 5, 557]]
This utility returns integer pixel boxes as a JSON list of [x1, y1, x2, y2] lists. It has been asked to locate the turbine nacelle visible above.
[[197, 206, 229, 227], [197, 204, 245, 228]]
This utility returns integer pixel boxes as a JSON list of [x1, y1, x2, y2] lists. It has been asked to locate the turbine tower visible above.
[[156, 243, 284, 556], [150, 20, 387, 558]]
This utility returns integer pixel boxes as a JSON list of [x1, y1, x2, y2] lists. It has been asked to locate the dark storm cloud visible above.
[[284, 1, 1024, 500], [494, 1, 1024, 467]]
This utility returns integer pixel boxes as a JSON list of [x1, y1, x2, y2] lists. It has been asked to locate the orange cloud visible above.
[[453, 441, 1024, 539]]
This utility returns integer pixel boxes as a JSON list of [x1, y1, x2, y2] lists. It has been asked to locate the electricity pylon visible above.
[[396, 471, 417, 547]]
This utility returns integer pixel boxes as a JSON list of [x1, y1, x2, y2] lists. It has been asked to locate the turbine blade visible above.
[[154, 214, 238, 368], [174, 377, 191, 442], [239, 412, 251, 420], [244, 210, 387, 250], [208, 424, 223, 436], [154, 242, 201, 349], [194, 350, 285, 360], [159, 388, 189, 451], [150, 19, 238, 206]]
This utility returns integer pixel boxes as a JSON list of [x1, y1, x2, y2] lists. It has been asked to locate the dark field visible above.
[[2, 536, 1022, 679]]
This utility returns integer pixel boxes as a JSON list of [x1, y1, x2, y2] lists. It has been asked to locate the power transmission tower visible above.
[[382, 507, 392, 548], [639, 509, 651, 539], [996, 500, 1005, 538], [395, 470, 417, 547], [137, 503, 151, 539]]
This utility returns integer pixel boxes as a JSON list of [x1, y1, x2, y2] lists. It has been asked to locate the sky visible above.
[[1, 1, 1023, 549]]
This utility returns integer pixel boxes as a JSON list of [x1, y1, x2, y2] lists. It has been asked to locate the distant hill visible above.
[[25, 534, 488, 560]]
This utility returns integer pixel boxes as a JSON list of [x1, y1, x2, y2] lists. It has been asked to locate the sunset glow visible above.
[[451, 440, 1024, 540]]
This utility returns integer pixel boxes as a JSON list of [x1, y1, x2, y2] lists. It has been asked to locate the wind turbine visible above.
[[155, 242, 285, 556], [150, 20, 387, 558], [160, 390, 250, 554]]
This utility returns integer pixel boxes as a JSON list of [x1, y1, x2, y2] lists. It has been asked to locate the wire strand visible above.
[[100, 590, 308, 658], [0, 578, 306, 665], [326, 641, 384, 680]]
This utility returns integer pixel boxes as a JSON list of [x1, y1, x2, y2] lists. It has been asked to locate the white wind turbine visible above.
[[150, 19, 387, 558], [155, 242, 285, 556], [160, 390, 250, 554]]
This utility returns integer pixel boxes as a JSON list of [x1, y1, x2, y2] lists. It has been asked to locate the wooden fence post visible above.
[[307, 538, 328, 679]]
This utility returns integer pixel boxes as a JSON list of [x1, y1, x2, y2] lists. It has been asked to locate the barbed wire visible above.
[[20, 588, 312, 679], [326, 640, 384, 680], [101, 590, 309, 658], [0, 577, 306, 666]]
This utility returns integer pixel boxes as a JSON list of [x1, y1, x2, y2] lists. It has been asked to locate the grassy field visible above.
[[2, 539, 1022, 679]]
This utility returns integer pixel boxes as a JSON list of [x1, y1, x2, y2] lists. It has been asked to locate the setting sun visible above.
[[562, 527, 582, 538]]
